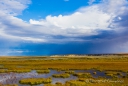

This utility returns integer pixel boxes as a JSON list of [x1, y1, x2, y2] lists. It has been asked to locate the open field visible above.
[[0, 55, 128, 86]]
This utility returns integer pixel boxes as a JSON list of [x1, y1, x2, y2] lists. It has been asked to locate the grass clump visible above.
[[36, 69, 50, 74], [65, 71, 75, 74], [44, 84, 55, 86], [55, 82, 63, 85], [52, 73, 70, 78], [19, 78, 52, 85], [4, 84, 18, 86], [0, 69, 7, 73], [44, 84, 64, 86], [66, 80, 87, 86], [93, 72, 96, 74], [7, 69, 31, 73], [73, 73, 92, 78], [105, 71, 121, 75], [56, 68, 69, 71], [105, 71, 122, 78]]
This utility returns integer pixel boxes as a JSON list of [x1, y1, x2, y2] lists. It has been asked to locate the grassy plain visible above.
[[0, 55, 128, 86], [0, 55, 128, 71]]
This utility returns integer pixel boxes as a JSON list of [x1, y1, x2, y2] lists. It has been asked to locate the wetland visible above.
[[0, 55, 128, 86]]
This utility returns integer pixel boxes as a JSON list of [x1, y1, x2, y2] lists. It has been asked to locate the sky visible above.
[[0, 0, 128, 56]]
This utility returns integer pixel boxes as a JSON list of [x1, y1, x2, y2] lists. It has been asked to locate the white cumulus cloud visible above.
[[30, 5, 112, 37]]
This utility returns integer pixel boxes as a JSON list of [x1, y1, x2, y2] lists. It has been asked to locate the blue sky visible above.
[[0, 0, 128, 56], [18, 0, 91, 20]]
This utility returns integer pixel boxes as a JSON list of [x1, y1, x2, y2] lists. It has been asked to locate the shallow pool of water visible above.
[[0, 69, 126, 86]]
